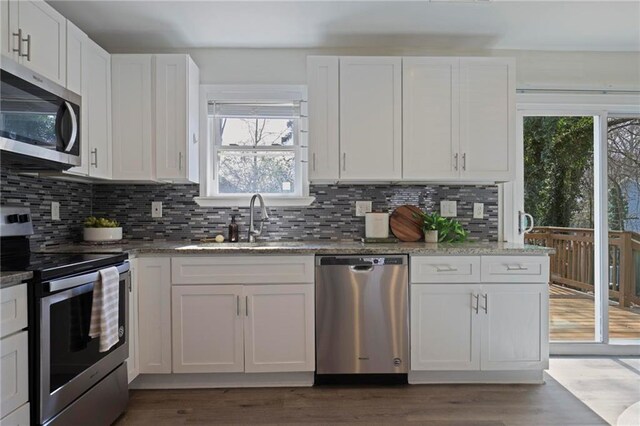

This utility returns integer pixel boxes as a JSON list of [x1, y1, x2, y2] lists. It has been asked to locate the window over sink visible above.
[[196, 85, 314, 207]]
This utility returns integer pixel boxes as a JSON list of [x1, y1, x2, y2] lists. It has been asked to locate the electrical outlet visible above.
[[473, 203, 484, 219], [51, 202, 60, 221], [355, 201, 372, 217], [440, 200, 457, 217], [151, 201, 163, 218]]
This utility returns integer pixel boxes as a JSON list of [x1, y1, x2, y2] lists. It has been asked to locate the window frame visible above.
[[196, 85, 314, 207]]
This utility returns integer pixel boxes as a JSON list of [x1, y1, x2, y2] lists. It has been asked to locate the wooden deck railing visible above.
[[525, 227, 640, 308]]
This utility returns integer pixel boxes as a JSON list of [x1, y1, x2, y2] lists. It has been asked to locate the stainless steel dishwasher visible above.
[[315, 255, 408, 379]]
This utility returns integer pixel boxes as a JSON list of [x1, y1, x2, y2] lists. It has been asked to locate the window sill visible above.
[[194, 196, 316, 208]]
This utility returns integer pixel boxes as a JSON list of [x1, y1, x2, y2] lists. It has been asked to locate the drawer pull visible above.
[[506, 265, 528, 271], [435, 265, 458, 272]]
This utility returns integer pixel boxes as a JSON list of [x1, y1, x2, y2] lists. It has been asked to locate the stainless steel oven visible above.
[[36, 262, 130, 425], [0, 56, 81, 170]]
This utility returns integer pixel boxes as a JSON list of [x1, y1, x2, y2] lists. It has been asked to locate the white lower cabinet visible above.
[[126, 259, 140, 383], [0, 331, 28, 420], [0, 402, 29, 426], [171, 284, 315, 374]]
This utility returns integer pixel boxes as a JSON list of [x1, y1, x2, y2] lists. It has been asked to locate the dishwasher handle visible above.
[[350, 265, 374, 272]]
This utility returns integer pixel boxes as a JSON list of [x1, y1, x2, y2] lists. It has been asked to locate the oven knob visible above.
[[18, 214, 30, 223], [7, 214, 19, 223]]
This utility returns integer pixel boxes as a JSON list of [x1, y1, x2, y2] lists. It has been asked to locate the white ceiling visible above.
[[48, 1, 640, 52]]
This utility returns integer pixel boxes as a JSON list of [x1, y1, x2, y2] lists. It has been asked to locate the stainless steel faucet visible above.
[[248, 193, 269, 243]]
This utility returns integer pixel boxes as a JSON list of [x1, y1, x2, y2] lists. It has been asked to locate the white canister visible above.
[[83, 227, 123, 242], [365, 212, 390, 239]]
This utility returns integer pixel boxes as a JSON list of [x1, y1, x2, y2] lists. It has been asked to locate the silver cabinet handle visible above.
[[245, 296, 249, 317], [342, 152, 346, 172], [462, 153, 466, 171], [91, 148, 98, 167], [506, 265, 528, 271], [472, 293, 479, 314], [236, 295, 240, 316], [23, 33, 31, 61], [482, 293, 488, 314], [178, 152, 183, 171], [435, 265, 458, 272], [12, 29, 22, 56], [454, 153, 459, 171], [312, 153, 316, 171]]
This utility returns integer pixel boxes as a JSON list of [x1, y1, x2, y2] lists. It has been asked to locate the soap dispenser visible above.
[[228, 215, 239, 242]]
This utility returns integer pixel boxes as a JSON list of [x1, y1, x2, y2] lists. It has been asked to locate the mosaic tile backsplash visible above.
[[2, 162, 498, 248], [92, 183, 499, 242]]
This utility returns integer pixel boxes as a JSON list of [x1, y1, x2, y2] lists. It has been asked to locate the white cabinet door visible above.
[[0, 331, 28, 418], [126, 259, 139, 383], [480, 284, 548, 371], [244, 284, 315, 373], [459, 58, 515, 182], [403, 57, 460, 180], [307, 56, 339, 181], [84, 38, 112, 179], [65, 20, 84, 95], [155, 54, 199, 183], [172, 286, 244, 373], [111, 54, 153, 180], [0, 284, 27, 339], [12, 0, 66, 85], [186, 57, 200, 183], [410, 284, 481, 371], [1, 0, 19, 61], [0, 402, 29, 425], [339, 57, 402, 180], [137, 258, 172, 374]]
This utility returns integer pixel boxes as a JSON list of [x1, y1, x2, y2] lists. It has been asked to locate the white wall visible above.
[[125, 47, 640, 91]]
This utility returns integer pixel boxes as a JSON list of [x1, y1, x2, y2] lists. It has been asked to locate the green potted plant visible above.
[[83, 216, 122, 242], [416, 211, 469, 243]]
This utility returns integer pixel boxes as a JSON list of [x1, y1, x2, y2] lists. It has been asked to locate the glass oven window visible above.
[[48, 279, 126, 394]]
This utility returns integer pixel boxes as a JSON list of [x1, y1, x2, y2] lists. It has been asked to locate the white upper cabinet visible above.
[[3, 0, 66, 85], [65, 20, 84, 96], [111, 55, 153, 180], [339, 57, 402, 180], [307, 56, 340, 181], [459, 58, 515, 181], [155, 55, 200, 183], [111, 54, 199, 183], [403, 57, 460, 181]]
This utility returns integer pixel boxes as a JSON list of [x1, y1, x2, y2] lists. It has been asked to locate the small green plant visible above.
[[84, 216, 119, 228], [415, 211, 469, 243]]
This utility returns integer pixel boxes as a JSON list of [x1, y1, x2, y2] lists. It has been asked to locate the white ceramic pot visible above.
[[83, 227, 123, 242], [424, 230, 438, 243]]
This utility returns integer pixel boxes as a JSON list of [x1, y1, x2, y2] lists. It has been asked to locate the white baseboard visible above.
[[130, 372, 314, 389], [408, 370, 544, 384]]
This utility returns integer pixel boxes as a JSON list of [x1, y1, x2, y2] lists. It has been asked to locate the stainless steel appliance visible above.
[[0, 206, 130, 425], [315, 255, 409, 380], [0, 57, 81, 170]]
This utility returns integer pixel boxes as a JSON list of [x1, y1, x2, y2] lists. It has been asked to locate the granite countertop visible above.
[[1, 271, 33, 288], [37, 240, 555, 257]]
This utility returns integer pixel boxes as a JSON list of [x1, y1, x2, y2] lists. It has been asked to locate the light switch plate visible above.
[[355, 201, 372, 217], [473, 203, 484, 219], [440, 200, 457, 217], [51, 202, 60, 221], [151, 201, 163, 218]]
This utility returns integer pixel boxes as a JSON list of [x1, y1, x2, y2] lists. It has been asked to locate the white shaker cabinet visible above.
[[137, 257, 172, 374], [459, 58, 515, 181], [65, 20, 84, 96], [307, 56, 340, 181], [126, 259, 140, 383], [339, 57, 402, 180], [111, 55, 154, 180], [403, 57, 460, 180], [155, 55, 200, 183], [172, 285, 245, 374], [2, 0, 66, 86]]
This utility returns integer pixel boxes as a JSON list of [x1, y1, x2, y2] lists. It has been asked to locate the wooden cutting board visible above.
[[390, 205, 424, 242]]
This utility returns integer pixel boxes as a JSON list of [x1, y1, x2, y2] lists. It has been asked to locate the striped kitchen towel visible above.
[[89, 266, 120, 352]]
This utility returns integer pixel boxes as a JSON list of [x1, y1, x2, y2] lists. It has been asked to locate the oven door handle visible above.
[[47, 263, 130, 293]]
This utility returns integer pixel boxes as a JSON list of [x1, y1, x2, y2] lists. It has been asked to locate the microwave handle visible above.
[[47, 263, 130, 293], [63, 101, 78, 153]]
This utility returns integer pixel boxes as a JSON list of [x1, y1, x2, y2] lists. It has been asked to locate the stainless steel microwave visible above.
[[0, 57, 81, 170]]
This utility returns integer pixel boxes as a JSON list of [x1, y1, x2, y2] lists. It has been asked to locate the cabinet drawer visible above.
[[1, 284, 27, 339], [172, 256, 315, 285], [0, 403, 29, 426], [411, 256, 480, 283], [481, 256, 550, 283], [0, 331, 28, 419]]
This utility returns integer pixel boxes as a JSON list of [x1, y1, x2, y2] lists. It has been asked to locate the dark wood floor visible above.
[[115, 373, 607, 425]]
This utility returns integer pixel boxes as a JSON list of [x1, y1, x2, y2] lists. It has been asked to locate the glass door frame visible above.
[[506, 91, 640, 355]]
